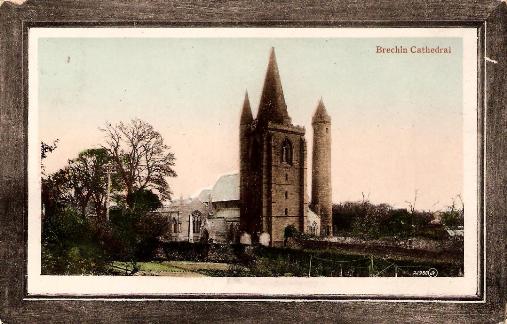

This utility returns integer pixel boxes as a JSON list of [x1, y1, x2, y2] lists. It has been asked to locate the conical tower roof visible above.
[[240, 91, 253, 125], [256, 48, 291, 126], [312, 98, 331, 124]]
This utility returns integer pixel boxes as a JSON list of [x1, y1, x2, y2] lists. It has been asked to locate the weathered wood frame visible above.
[[0, 0, 505, 322]]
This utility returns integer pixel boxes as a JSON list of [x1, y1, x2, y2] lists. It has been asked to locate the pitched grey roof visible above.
[[197, 189, 212, 203], [211, 173, 239, 202]]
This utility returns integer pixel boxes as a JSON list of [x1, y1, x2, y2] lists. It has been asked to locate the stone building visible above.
[[156, 174, 241, 243], [311, 99, 333, 236], [157, 170, 319, 245], [158, 48, 330, 246], [240, 48, 332, 246]]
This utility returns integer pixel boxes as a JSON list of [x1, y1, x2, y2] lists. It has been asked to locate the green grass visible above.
[[111, 261, 186, 273], [110, 260, 232, 276]]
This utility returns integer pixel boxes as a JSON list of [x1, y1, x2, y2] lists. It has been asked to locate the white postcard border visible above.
[[27, 27, 479, 298]]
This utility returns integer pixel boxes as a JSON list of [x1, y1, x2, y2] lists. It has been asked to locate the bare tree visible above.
[[404, 189, 419, 231], [404, 189, 418, 214], [100, 119, 177, 206]]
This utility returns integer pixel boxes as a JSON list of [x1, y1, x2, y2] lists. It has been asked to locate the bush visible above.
[[107, 208, 170, 261], [41, 207, 109, 274], [333, 201, 451, 240]]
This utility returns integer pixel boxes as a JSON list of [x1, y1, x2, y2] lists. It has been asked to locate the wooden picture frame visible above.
[[0, 0, 505, 322]]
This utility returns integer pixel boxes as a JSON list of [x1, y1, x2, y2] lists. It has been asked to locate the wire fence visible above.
[[304, 254, 455, 277]]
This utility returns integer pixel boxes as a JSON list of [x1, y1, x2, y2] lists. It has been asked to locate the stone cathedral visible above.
[[240, 48, 332, 246]]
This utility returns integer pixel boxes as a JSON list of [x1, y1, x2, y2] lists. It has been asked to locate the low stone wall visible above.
[[288, 235, 463, 262], [327, 236, 463, 253]]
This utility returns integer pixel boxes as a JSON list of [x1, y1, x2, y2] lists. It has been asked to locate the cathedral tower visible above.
[[311, 99, 332, 236], [239, 48, 308, 246]]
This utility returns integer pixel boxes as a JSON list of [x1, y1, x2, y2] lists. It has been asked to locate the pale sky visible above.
[[38, 36, 464, 210]]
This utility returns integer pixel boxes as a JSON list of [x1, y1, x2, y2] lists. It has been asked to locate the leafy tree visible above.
[[333, 200, 452, 240], [127, 188, 163, 213], [42, 148, 120, 221], [100, 119, 177, 206], [106, 189, 168, 261]]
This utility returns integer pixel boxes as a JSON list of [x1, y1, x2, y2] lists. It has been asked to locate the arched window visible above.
[[308, 222, 317, 235], [285, 173, 289, 181], [285, 191, 288, 199], [284, 208, 289, 216], [192, 211, 202, 233], [281, 139, 293, 165]]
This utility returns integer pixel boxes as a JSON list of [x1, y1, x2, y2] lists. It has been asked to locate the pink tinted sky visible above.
[[38, 36, 464, 210]]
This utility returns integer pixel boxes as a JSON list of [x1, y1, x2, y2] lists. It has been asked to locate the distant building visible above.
[[157, 171, 320, 244], [156, 174, 241, 244]]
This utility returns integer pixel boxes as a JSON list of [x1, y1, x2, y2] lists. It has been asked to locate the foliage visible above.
[[41, 139, 59, 160], [162, 242, 211, 262], [284, 224, 298, 239], [40, 139, 59, 174], [441, 210, 464, 228], [107, 197, 169, 262], [40, 120, 177, 274], [41, 148, 121, 221], [100, 119, 177, 205], [333, 201, 451, 239], [127, 188, 163, 212], [209, 246, 463, 277], [284, 224, 318, 244], [41, 207, 110, 274], [440, 197, 464, 229]]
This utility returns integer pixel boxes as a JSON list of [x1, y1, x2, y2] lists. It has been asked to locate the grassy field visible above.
[[110, 261, 231, 277], [109, 242, 462, 277]]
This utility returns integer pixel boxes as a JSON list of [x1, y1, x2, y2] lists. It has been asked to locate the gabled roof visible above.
[[197, 189, 212, 203], [211, 173, 239, 202]]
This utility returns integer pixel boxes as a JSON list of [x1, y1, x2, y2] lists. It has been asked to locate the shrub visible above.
[[41, 207, 109, 274]]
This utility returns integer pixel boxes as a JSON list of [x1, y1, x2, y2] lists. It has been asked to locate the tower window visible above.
[[285, 191, 288, 199], [281, 139, 293, 165], [285, 173, 289, 181], [284, 208, 288, 216], [326, 127, 329, 133]]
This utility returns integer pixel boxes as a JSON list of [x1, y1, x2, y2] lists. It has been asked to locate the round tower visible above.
[[311, 98, 332, 236]]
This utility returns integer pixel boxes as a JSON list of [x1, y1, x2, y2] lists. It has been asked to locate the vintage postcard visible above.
[[27, 27, 479, 298]]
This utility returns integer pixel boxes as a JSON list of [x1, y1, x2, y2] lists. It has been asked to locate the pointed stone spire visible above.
[[256, 47, 291, 126], [312, 97, 331, 124], [240, 90, 253, 125]]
